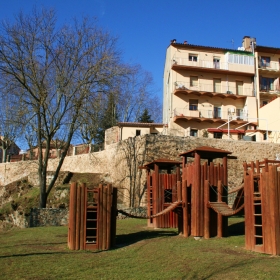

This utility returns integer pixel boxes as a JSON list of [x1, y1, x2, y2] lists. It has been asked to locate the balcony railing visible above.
[[174, 81, 253, 96], [259, 61, 280, 71], [260, 84, 280, 93], [174, 108, 248, 121], [172, 57, 254, 74], [172, 57, 229, 70]]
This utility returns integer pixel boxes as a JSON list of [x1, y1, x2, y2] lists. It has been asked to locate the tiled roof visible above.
[[171, 42, 252, 54], [118, 122, 165, 127]]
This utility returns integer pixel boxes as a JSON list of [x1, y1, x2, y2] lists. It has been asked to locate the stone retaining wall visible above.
[[29, 208, 69, 227], [1, 135, 280, 209]]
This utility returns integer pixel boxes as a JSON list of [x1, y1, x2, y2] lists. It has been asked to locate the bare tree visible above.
[[116, 65, 162, 123], [0, 8, 124, 207], [0, 93, 22, 162]]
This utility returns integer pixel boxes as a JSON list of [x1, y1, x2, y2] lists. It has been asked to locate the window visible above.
[[213, 78, 221, 93], [260, 56, 271, 68], [213, 57, 220, 69], [190, 76, 198, 87], [260, 77, 275, 91], [214, 107, 221, 118], [214, 132, 223, 139], [189, 54, 198, 62], [236, 81, 243, 95], [263, 133, 267, 141], [189, 99, 198, 111], [227, 53, 254, 65], [236, 109, 243, 120], [190, 129, 198, 137], [136, 130, 141, 136]]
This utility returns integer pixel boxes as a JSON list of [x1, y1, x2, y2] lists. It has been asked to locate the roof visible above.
[[170, 42, 252, 55], [179, 146, 232, 159], [142, 158, 181, 170], [118, 122, 165, 128], [255, 45, 280, 54]]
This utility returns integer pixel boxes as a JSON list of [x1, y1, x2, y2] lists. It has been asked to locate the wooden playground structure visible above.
[[68, 146, 280, 255], [68, 183, 117, 251], [244, 159, 280, 255]]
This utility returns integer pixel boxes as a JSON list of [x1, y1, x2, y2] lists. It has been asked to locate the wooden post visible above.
[[106, 184, 112, 250], [204, 179, 210, 239], [98, 184, 103, 250], [68, 182, 77, 250], [217, 180, 223, 238], [192, 152, 201, 237], [79, 183, 85, 250], [111, 187, 117, 247], [75, 185, 81, 250], [102, 185, 107, 250], [182, 180, 188, 237]]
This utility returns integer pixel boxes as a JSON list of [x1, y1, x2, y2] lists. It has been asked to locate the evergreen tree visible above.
[[138, 109, 154, 123]]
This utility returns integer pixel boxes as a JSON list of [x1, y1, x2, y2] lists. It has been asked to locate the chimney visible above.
[[242, 36, 256, 52]]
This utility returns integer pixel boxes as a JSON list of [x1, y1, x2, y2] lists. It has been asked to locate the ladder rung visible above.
[[254, 235, 263, 238], [254, 224, 262, 227]]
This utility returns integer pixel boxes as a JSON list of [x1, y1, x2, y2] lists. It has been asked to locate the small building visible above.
[[105, 122, 166, 148]]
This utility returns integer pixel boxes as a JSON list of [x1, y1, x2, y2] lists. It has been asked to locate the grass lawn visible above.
[[0, 216, 280, 280]]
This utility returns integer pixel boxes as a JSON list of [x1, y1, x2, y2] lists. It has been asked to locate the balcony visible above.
[[173, 108, 249, 124], [172, 57, 254, 75], [174, 81, 253, 99], [258, 61, 280, 72], [259, 84, 280, 96]]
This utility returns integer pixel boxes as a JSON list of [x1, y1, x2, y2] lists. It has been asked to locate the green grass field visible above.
[[0, 217, 279, 280]]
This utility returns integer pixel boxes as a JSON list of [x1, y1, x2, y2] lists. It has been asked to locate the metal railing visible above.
[[259, 84, 280, 93], [259, 61, 280, 71], [172, 57, 229, 70], [172, 57, 254, 73], [174, 108, 248, 121], [174, 81, 253, 96]]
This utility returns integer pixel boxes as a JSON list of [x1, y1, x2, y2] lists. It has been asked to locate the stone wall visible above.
[[29, 208, 68, 227], [1, 135, 280, 206]]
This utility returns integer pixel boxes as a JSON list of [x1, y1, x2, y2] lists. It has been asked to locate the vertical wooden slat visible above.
[[276, 171, 280, 254], [204, 179, 210, 239], [75, 185, 81, 250], [217, 180, 222, 238], [154, 164, 159, 228], [209, 162, 214, 186], [68, 182, 77, 250], [222, 156, 228, 187], [111, 187, 117, 247], [102, 185, 107, 250], [268, 165, 278, 255], [106, 184, 112, 250], [98, 184, 103, 250], [262, 168, 271, 253], [182, 180, 188, 237], [244, 170, 254, 250], [79, 183, 85, 250]]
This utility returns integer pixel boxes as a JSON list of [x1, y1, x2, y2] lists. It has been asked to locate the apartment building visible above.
[[163, 36, 280, 143]]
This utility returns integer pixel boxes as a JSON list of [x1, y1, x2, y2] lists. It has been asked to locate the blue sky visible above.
[[1, 0, 280, 101]]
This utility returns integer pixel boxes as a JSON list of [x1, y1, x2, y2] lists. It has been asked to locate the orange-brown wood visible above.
[[98, 184, 103, 250], [217, 180, 222, 238], [204, 179, 210, 239], [80, 184, 85, 250], [75, 185, 81, 250], [69, 182, 77, 250], [102, 185, 108, 250]]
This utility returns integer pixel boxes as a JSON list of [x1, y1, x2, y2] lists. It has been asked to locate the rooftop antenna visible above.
[[231, 39, 234, 49]]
